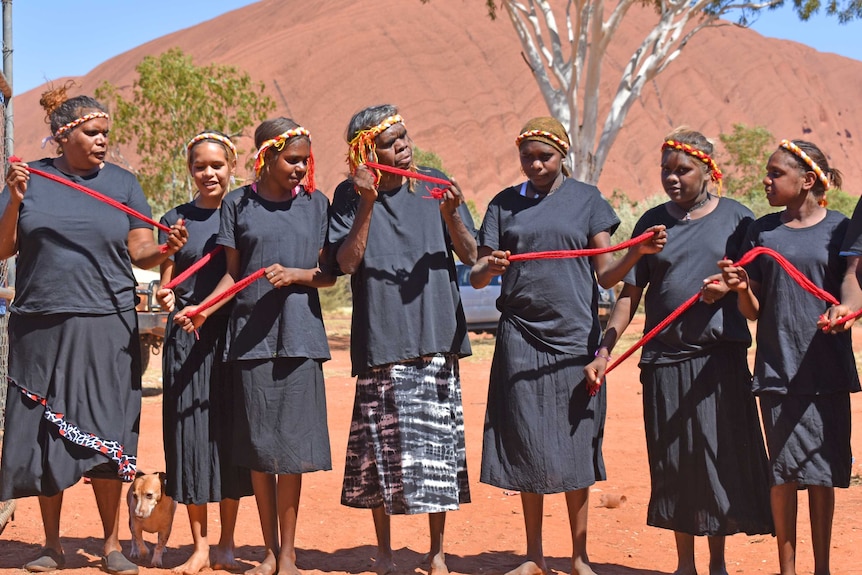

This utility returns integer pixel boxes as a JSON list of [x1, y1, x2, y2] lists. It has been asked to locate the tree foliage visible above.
[[95, 48, 276, 215], [420, 0, 859, 186]]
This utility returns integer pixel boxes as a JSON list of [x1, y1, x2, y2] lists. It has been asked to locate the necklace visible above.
[[528, 177, 565, 199], [678, 192, 711, 220]]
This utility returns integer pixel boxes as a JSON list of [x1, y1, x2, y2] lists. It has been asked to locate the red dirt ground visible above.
[[2, 314, 861, 575]]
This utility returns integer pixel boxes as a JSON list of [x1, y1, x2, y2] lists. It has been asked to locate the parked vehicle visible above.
[[133, 267, 167, 372], [455, 263, 616, 333]]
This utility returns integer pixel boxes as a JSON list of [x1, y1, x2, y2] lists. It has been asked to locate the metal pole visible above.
[[2, 0, 12, 158]]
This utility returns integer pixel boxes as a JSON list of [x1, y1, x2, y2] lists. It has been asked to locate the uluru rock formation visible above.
[[11, 0, 862, 211]]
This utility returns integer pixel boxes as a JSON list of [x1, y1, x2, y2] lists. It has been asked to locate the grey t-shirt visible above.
[[743, 210, 859, 395], [625, 197, 753, 365], [217, 185, 330, 362], [329, 167, 474, 376], [479, 178, 619, 355], [0, 158, 152, 315]]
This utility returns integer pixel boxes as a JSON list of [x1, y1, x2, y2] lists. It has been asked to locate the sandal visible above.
[[24, 547, 65, 573], [101, 551, 138, 575]]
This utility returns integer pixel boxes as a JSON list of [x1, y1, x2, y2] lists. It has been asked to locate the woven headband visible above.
[[186, 133, 237, 159], [54, 112, 110, 139], [347, 114, 405, 174], [662, 139, 723, 195], [515, 129, 570, 154], [253, 127, 315, 192], [779, 139, 830, 192]]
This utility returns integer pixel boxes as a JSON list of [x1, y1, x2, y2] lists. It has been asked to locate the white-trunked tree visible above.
[[433, 0, 859, 184]]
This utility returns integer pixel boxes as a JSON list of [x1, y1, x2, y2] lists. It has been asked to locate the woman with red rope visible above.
[[472, 117, 665, 575], [0, 86, 187, 575], [330, 104, 476, 575], [720, 139, 860, 575], [155, 131, 252, 573], [585, 128, 773, 575], [174, 118, 334, 575]]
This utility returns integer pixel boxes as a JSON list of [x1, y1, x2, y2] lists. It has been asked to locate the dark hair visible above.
[[662, 127, 714, 175], [346, 104, 398, 143], [778, 139, 843, 194], [187, 129, 235, 169], [40, 85, 107, 137]]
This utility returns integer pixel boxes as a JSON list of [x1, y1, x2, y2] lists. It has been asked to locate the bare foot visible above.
[[211, 547, 241, 572], [245, 553, 277, 575], [572, 556, 597, 575], [276, 557, 301, 575], [372, 551, 395, 575], [428, 553, 448, 575], [505, 560, 546, 575], [173, 549, 211, 575]]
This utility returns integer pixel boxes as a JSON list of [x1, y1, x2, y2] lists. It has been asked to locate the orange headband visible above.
[[186, 133, 237, 159], [54, 112, 110, 139], [347, 114, 404, 175], [253, 127, 315, 193], [662, 139, 723, 195], [515, 129, 570, 155], [779, 139, 830, 197]]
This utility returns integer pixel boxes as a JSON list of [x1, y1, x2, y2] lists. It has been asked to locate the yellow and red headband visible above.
[[515, 129, 570, 156], [253, 127, 315, 192], [186, 132, 237, 159], [54, 111, 110, 139], [779, 139, 830, 192], [662, 139, 723, 195], [347, 114, 404, 174]]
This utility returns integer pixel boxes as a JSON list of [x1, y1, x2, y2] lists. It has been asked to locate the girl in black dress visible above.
[[721, 140, 860, 575], [156, 131, 253, 573], [175, 118, 334, 575], [0, 86, 186, 574]]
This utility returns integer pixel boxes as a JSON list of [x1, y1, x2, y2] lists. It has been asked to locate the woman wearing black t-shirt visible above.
[[473, 117, 665, 575], [0, 87, 187, 574], [588, 128, 773, 575]]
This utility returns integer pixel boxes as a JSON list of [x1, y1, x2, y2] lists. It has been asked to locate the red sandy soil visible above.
[[1, 314, 861, 575]]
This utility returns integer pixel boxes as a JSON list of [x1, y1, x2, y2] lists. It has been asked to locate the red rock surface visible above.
[[10, 0, 862, 209]]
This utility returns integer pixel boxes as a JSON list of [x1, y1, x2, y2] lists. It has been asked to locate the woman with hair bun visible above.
[[156, 130, 253, 573], [0, 85, 187, 574]]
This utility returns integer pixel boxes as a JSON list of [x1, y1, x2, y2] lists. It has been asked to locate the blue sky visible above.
[[7, 1, 861, 96]]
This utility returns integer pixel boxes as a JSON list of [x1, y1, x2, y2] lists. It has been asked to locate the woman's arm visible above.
[[470, 246, 510, 289], [591, 225, 667, 289], [173, 246, 240, 333], [718, 258, 760, 321], [439, 178, 477, 266], [583, 283, 644, 387], [127, 222, 188, 270], [0, 163, 29, 260], [336, 166, 377, 275]]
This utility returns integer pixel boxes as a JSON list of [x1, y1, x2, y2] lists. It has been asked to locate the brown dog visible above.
[[127, 471, 177, 567]]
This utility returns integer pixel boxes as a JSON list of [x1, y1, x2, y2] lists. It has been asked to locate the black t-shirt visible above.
[[625, 198, 753, 365], [478, 178, 619, 355], [329, 167, 475, 375], [743, 210, 859, 395], [217, 185, 330, 362], [160, 202, 228, 313], [0, 158, 152, 315]]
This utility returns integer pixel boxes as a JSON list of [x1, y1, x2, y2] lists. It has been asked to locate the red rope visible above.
[[591, 246, 841, 394], [363, 161, 450, 199], [163, 246, 224, 290], [184, 267, 266, 319], [12, 157, 171, 233], [509, 231, 656, 262]]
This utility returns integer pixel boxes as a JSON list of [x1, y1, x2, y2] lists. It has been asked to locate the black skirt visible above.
[[480, 319, 607, 494], [0, 310, 142, 499], [759, 391, 853, 488], [640, 345, 774, 536], [232, 357, 332, 475], [162, 313, 253, 504]]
